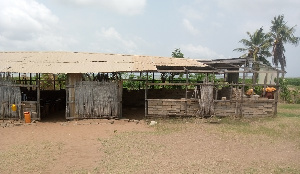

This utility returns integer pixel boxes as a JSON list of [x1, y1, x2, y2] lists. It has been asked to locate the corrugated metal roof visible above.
[[0, 51, 206, 73]]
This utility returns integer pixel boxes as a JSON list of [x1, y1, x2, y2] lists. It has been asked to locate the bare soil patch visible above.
[[1, 116, 300, 173]]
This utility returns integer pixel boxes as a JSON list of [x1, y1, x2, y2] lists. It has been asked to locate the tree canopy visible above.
[[172, 48, 184, 58], [233, 27, 272, 66], [270, 14, 300, 71], [234, 15, 299, 73]]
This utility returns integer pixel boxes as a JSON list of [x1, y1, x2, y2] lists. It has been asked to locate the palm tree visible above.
[[234, 28, 273, 82], [270, 15, 300, 73], [234, 27, 273, 66]]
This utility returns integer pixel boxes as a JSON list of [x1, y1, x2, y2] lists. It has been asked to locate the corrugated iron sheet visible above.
[[0, 51, 206, 73]]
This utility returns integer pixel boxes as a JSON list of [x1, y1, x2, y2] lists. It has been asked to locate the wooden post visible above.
[[274, 70, 280, 116], [263, 73, 268, 97], [241, 65, 246, 118], [185, 68, 189, 116], [152, 72, 155, 89], [29, 73, 32, 91], [66, 73, 82, 119], [145, 72, 148, 118], [36, 73, 41, 120], [53, 74, 56, 91], [118, 80, 123, 118]]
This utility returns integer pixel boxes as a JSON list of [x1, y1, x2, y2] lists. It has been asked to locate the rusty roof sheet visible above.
[[0, 51, 206, 73]]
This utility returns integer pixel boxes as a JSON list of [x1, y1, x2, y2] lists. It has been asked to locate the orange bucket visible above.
[[24, 112, 31, 123]]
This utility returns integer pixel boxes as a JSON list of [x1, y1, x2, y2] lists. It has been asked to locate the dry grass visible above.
[[97, 110, 300, 173], [0, 141, 64, 173], [0, 104, 300, 173]]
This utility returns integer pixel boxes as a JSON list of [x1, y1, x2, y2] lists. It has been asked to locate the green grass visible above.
[[278, 103, 300, 118]]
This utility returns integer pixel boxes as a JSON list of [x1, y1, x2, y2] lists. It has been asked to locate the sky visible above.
[[0, 0, 299, 77]]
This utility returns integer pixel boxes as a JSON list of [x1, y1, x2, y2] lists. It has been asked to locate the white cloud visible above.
[[180, 6, 204, 20], [182, 44, 225, 59], [0, 0, 74, 51], [183, 19, 199, 35], [92, 27, 138, 54], [60, 0, 147, 15], [217, 0, 300, 19]]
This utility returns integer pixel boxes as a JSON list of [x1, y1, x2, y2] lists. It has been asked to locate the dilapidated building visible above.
[[0, 52, 282, 121]]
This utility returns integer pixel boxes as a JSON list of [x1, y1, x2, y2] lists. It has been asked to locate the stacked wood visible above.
[[241, 99, 274, 117], [214, 98, 275, 117], [214, 101, 236, 117], [148, 99, 184, 116]]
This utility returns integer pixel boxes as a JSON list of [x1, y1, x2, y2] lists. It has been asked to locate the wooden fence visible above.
[[0, 81, 22, 119], [73, 81, 122, 118]]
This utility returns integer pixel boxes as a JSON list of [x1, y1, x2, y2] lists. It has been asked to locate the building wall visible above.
[[148, 98, 275, 118]]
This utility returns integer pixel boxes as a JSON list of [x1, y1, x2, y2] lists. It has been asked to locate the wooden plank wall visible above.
[[74, 81, 120, 118], [0, 81, 22, 119]]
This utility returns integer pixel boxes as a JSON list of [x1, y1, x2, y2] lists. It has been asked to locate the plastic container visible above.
[[24, 112, 31, 123], [11, 104, 17, 112]]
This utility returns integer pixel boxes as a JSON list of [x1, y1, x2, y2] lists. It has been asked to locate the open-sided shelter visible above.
[[0, 52, 282, 121]]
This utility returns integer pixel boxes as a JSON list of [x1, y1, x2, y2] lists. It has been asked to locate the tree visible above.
[[159, 48, 185, 88], [270, 14, 300, 73], [234, 27, 272, 66], [172, 48, 184, 58]]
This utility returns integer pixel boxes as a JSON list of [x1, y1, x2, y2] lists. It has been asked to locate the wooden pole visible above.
[[118, 80, 123, 118], [30, 73, 32, 91], [53, 74, 56, 91], [145, 72, 148, 118], [66, 73, 82, 119], [274, 70, 280, 116], [263, 73, 268, 97], [241, 62, 246, 118], [185, 68, 189, 116], [36, 73, 41, 120], [152, 72, 154, 89]]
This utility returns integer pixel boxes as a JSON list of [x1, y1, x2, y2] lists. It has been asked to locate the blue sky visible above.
[[1, 0, 299, 77]]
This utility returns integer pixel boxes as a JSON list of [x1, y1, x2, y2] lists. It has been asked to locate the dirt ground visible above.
[[1, 114, 300, 173]]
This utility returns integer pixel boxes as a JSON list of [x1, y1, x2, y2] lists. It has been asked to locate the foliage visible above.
[[121, 72, 215, 90], [279, 78, 292, 103], [291, 88, 300, 104], [159, 48, 185, 86], [122, 73, 152, 90], [270, 15, 300, 72], [56, 74, 66, 89], [233, 27, 272, 66], [234, 15, 299, 77], [171, 48, 184, 58], [284, 78, 300, 86], [39, 73, 66, 90]]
